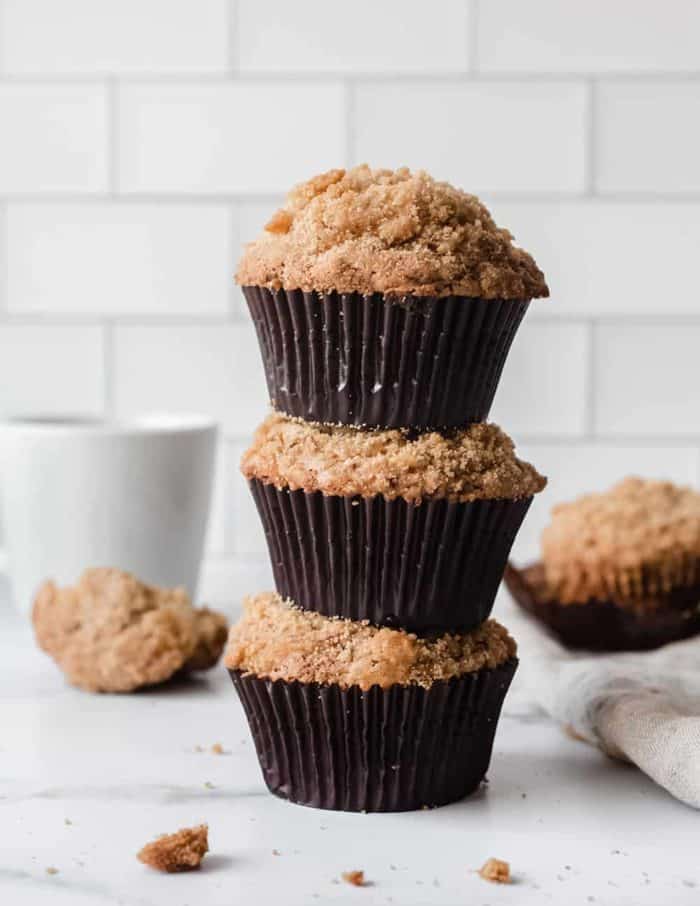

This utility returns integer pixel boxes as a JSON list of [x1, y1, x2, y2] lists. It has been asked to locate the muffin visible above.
[[242, 412, 546, 635], [505, 477, 700, 651], [236, 165, 548, 430], [226, 593, 517, 812]]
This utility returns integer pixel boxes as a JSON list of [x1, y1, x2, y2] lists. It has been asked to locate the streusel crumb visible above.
[[236, 165, 548, 301], [225, 593, 516, 691], [479, 858, 511, 884], [242, 413, 545, 503], [138, 825, 208, 873], [32, 568, 228, 693], [342, 870, 367, 887], [541, 478, 700, 603]]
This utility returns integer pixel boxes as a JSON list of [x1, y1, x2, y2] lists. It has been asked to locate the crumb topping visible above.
[[479, 858, 511, 884], [541, 477, 700, 603], [225, 593, 516, 691], [138, 825, 208, 873], [242, 413, 546, 503], [32, 568, 228, 693], [236, 165, 548, 301]]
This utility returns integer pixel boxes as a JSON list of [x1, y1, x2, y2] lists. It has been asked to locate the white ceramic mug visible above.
[[0, 415, 218, 615]]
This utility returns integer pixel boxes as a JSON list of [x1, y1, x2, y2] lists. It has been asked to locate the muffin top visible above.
[[242, 412, 546, 503], [541, 477, 700, 603], [236, 165, 548, 301], [225, 592, 516, 691]]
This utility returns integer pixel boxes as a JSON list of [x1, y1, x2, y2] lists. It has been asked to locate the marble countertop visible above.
[[2, 589, 698, 906]]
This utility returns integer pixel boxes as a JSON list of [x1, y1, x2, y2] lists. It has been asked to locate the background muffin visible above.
[[227, 593, 517, 812], [242, 412, 545, 634], [237, 165, 548, 430], [505, 478, 700, 651]]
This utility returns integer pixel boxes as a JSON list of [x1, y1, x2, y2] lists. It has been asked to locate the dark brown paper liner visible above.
[[505, 562, 700, 652], [250, 479, 533, 635], [243, 286, 529, 430], [230, 659, 517, 812]]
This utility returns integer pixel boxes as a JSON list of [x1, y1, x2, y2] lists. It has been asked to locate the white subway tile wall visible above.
[[0, 0, 698, 606]]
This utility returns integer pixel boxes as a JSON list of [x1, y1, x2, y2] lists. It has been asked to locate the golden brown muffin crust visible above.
[[242, 412, 546, 503], [236, 165, 548, 301], [138, 825, 209, 873], [225, 593, 517, 691], [32, 568, 228, 693], [541, 477, 700, 604]]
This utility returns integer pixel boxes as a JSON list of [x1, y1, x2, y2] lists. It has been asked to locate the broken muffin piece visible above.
[[138, 824, 209, 873], [478, 858, 511, 884], [32, 568, 228, 693]]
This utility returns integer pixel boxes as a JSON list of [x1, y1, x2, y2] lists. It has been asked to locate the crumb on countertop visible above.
[[137, 824, 208, 873], [342, 870, 367, 887], [479, 858, 511, 884], [45, 866, 59, 875], [211, 743, 225, 755]]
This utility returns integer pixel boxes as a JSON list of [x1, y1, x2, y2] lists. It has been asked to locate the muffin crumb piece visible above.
[[226, 593, 516, 691], [342, 870, 367, 887], [243, 413, 546, 504], [479, 858, 511, 884], [211, 742, 225, 755], [138, 824, 208, 873], [237, 165, 548, 301], [45, 867, 59, 876], [32, 568, 228, 693]]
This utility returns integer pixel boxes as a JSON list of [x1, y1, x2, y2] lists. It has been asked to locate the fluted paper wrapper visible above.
[[250, 479, 532, 635], [505, 563, 700, 652], [244, 286, 529, 430], [230, 659, 517, 812]]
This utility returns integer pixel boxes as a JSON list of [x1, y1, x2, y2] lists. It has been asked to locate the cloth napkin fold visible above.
[[501, 595, 700, 809]]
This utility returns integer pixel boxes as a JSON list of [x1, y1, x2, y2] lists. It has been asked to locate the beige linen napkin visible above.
[[501, 595, 700, 808]]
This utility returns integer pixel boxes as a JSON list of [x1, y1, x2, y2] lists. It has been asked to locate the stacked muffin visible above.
[[506, 477, 700, 651], [226, 166, 548, 812]]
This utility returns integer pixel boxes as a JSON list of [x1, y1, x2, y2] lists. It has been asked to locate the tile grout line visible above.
[[344, 79, 355, 167], [585, 319, 597, 437], [228, 0, 239, 75], [0, 204, 7, 314], [106, 77, 119, 195], [227, 202, 243, 320], [102, 321, 116, 417], [5, 191, 700, 205], [584, 78, 597, 195], [468, 0, 480, 74], [4, 71, 700, 84]]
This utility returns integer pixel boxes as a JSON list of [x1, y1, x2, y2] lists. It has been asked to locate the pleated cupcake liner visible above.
[[505, 562, 700, 652], [250, 479, 532, 635], [230, 659, 517, 812], [243, 286, 529, 430]]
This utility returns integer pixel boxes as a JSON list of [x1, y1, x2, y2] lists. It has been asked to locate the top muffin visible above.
[[541, 477, 700, 603], [236, 165, 549, 300]]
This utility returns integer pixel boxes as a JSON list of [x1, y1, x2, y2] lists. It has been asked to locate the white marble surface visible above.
[[1, 587, 699, 906]]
